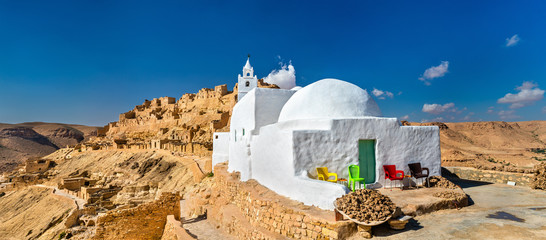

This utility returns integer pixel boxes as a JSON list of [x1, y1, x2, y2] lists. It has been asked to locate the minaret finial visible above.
[[248, 53, 250, 58]]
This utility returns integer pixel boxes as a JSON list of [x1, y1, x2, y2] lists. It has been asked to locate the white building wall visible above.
[[251, 123, 349, 210], [228, 88, 296, 180], [237, 75, 258, 101], [254, 88, 296, 132], [290, 117, 441, 186], [212, 132, 230, 171], [228, 90, 256, 181]]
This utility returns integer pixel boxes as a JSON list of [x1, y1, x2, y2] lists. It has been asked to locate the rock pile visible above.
[[335, 189, 396, 223], [427, 176, 459, 189], [531, 162, 546, 190], [433, 191, 466, 199]]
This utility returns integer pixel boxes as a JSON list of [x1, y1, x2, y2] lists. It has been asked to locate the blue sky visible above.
[[0, 0, 544, 126]]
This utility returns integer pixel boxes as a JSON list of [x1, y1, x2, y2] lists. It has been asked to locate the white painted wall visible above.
[[228, 88, 296, 181], [251, 123, 349, 210], [212, 132, 230, 171], [290, 118, 441, 186], [228, 89, 256, 180], [254, 88, 296, 133]]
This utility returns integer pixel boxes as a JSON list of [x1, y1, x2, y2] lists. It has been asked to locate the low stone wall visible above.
[[445, 167, 533, 187], [93, 192, 180, 240], [161, 215, 195, 240], [185, 164, 357, 240]]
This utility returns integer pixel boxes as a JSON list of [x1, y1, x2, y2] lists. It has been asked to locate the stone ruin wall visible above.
[[89, 81, 278, 156], [445, 167, 533, 187], [183, 164, 357, 240], [90, 84, 236, 156], [92, 192, 181, 240]]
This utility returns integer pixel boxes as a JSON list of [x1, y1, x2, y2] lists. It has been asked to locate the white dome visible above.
[[278, 79, 381, 122]]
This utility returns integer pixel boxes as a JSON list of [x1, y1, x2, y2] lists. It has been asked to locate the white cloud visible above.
[[497, 81, 544, 109], [419, 61, 449, 85], [543, 106, 546, 113], [505, 34, 520, 47], [263, 61, 296, 89], [372, 88, 394, 100], [463, 112, 475, 121], [498, 110, 519, 120], [421, 117, 445, 123], [487, 106, 495, 114], [400, 115, 410, 120], [422, 103, 455, 114]]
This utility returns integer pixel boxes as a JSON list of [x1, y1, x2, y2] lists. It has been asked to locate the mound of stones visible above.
[[335, 189, 396, 223], [433, 191, 466, 199], [531, 162, 546, 190], [427, 176, 459, 189]]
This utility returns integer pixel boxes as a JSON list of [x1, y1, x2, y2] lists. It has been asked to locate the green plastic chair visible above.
[[348, 165, 365, 191]]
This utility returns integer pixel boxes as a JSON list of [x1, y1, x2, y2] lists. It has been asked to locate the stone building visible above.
[[25, 158, 53, 173]]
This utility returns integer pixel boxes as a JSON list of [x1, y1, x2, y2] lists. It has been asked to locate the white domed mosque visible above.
[[213, 58, 441, 210]]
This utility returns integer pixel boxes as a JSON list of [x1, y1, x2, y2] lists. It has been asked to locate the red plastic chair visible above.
[[383, 165, 404, 190]]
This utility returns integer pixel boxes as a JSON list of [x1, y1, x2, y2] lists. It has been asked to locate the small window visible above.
[[242, 128, 245, 136], [247, 73, 250, 76], [245, 81, 250, 87], [234, 130, 237, 142], [215, 135, 218, 139]]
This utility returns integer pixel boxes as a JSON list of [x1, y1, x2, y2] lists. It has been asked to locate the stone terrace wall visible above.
[[161, 215, 195, 240], [93, 192, 180, 240], [184, 164, 357, 240], [445, 167, 533, 187]]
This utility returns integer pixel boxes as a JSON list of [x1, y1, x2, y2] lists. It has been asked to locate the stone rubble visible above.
[[427, 176, 459, 189], [335, 189, 396, 224], [531, 162, 546, 190]]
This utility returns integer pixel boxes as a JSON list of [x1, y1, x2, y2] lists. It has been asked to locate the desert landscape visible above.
[[1, 1, 545, 240], [1, 79, 545, 239], [0, 122, 98, 173]]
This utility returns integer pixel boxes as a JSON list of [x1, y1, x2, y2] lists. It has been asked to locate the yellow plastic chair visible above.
[[316, 167, 338, 183]]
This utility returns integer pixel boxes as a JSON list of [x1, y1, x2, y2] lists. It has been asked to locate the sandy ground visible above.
[[180, 199, 237, 240], [374, 179, 546, 240], [0, 187, 76, 240]]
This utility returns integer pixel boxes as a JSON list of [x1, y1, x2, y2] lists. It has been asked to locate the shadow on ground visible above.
[[450, 178, 493, 189], [182, 212, 207, 238], [372, 218, 423, 237]]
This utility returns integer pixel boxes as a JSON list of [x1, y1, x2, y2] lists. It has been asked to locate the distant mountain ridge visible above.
[[402, 120, 546, 170], [0, 122, 98, 173]]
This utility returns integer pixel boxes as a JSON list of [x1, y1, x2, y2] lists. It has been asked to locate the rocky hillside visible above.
[[402, 120, 546, 170], [0, 122, 98, 173], [90, 80, 277, 156], [0, 187, 75, 240]]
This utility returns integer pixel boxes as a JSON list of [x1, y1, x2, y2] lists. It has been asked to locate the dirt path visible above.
[[179, 200, 237, 240], [374, 179, 546, 239], [35, 184, 86, 209]]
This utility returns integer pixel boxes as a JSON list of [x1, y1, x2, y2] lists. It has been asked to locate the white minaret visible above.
[[237, 56, 258, 102]]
